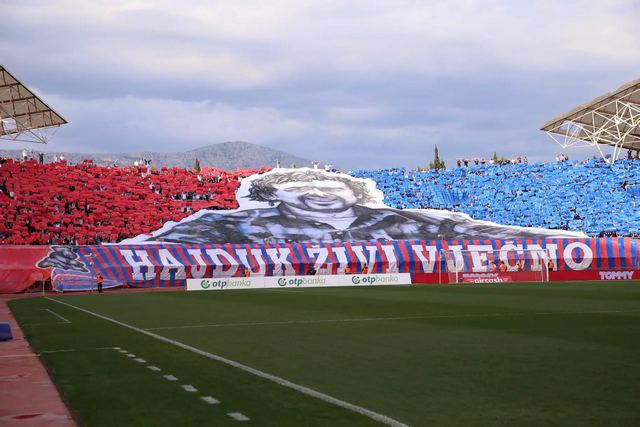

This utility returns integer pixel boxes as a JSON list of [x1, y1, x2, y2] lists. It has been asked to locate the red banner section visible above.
[[1, 237, 640, 293], [0, 246, 51, 293], [413, 270, 639, 284]]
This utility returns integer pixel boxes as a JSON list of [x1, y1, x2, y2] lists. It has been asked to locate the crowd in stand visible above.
[[0, 157, 263, 245], [352, 158, 640, 237], [2, 154, 640, 245], [455, 157, 528, 167]]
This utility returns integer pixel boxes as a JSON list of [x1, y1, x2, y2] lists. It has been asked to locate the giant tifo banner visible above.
[[1, 169, 639, 293], [20, 237, 639, 291], [121, 168, 587, 244]]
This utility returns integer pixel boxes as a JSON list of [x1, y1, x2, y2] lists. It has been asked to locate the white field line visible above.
[[43, 309, 71, 324], [201, 396, 220, 404], [40, 349, 76, 354], [227, 412, 250, 422], [145, 308, 640, 331], [147, 366, 161, 372], [0, 354, 39, 358], [163, 374, 178, 381], [181, 384, 198, 392], [47, 297, 409, 427]]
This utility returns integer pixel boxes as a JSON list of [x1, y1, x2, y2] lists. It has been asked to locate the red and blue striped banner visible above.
[[43, 237, 640, 291]]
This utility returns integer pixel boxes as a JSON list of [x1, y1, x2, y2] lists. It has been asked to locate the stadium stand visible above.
[[0, 158, 263, 245], [2, 157, 640, 245], [351, 158, 640, 237]]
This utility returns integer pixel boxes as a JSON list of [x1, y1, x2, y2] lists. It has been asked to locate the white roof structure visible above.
[[541, 78, 640, 162], [0, 65, 67, 143]]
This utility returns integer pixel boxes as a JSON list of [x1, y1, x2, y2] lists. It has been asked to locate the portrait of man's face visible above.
[[268, 179, 359, 212], [128, 167, 588, 245]]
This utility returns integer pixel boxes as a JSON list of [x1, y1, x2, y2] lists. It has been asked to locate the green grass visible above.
[[9, 282, 640, 426]]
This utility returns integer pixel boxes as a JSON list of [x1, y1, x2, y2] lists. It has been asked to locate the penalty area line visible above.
[[145, 308, 640, 331], [45, 297, 409, 427], [42, 308, 71, 324]]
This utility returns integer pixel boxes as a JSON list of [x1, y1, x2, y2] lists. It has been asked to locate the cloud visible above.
[[1, 0, 639, 169]]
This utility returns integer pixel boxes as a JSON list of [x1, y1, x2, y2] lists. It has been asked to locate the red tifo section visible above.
[[0, 159, 264, 245]]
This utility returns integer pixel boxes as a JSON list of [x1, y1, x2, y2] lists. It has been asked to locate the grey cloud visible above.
[[1, 0, 639, 170]]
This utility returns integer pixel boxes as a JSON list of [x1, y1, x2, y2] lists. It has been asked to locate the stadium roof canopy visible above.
[[0, 65, 67, 143], [541, 78, 640, 162]]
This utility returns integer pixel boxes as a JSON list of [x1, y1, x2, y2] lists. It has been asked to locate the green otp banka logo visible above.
[[278, 277, 327, 287], [199, 278, 251, 289], [351, 275, 400, 285]]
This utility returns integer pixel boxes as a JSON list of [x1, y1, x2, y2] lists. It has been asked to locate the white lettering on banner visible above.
[[306, 247, 330, 274], [365, 246, 379, 269], [410, 244, 437, 273], [444, 245, 464, 272], [350, 246, 369, 267], [467, 245, 494, 272], [205, 249, 239, 277], [186, 273, 412, 291], [545, 244, 558, 267], [158, 249, 186, 280], [265, 248, 293, 276], [119, 249, 156, 281], [499, 244, 524, 269], [331, 247, 349, 274], [350, 246, 380, 269], [526, 244, 547, 271], [379, 245, 399, 273], [598, 271, 634, 280], [117, 242, 604, 281], [251, 248, 268, 275], [563, 242, 593, 270], [235, 249, 266, 275], [186, 249, 208, 278]]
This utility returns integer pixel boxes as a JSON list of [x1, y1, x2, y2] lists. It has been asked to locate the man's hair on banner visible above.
[[246, 169, 377, 205]]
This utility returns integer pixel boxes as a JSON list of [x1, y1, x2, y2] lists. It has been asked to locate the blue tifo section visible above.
[[351, 159, 640, 237], [0, 323, 12, 341]]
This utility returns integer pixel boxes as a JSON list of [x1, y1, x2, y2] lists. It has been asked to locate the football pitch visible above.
[[9, 282, 640, 426]]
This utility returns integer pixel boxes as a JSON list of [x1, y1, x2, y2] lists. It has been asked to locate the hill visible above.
[[0, 141, 318, 170]]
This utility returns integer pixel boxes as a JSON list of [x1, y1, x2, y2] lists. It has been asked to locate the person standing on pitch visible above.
[[96, 273, 103, 294]]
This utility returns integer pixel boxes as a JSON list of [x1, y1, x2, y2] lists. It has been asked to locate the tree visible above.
[[491, 152, 509, 164], [194, 158, 201, 174], [429, 146, 446, 170]]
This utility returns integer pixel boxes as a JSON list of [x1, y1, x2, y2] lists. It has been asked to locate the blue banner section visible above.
[[45, 238, 639, 291]]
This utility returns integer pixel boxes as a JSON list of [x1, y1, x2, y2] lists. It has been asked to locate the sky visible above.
[[1, 0, 639, 170]]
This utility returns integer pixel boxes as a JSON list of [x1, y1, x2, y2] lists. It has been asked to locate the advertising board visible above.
[[186, 273, 412, 291]]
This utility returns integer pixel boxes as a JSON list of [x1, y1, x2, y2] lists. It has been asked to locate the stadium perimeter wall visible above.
[[0, 238, 639, 293]]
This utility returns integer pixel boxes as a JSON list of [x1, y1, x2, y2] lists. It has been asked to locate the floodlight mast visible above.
[[0, 65, 67, 145], [541, 79, 640, 163]]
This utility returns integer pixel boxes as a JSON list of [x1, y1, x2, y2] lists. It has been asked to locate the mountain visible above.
[[0, 141, 320, 170]]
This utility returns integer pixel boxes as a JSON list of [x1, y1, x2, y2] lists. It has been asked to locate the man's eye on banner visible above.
[[119, 168, 587, 245], [37, 246, 89, 272]]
